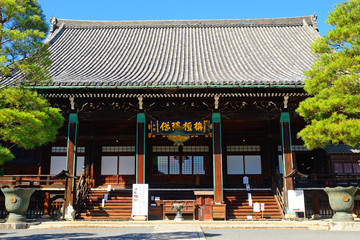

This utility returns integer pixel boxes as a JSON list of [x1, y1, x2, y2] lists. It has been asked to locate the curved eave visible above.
[[26, 84, 304, 90]]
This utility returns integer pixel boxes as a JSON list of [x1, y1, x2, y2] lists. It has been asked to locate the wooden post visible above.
[[65, 113, 78, 209], [136, 113, 146, 184], [85, 141, 91, 178], [280, 112, 294, 213], [42, 191, 51, 219], [312, 190, 320, 218], [212, 113, 223, 203]]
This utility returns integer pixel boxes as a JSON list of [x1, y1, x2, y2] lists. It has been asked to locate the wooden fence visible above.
[[0, 190, 64, 220]]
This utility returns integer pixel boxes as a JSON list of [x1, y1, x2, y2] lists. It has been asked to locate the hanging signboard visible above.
[[243, 176, 249, 184], [150, 120, 210, 135], [132, 184, 149, 217], [288, 190, 305, 212]]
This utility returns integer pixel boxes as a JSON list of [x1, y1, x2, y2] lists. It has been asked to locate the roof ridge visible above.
[[50, 16, 315, 30]]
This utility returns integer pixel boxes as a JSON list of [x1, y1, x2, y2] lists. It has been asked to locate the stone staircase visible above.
[[77, 190, 132, 220], [225, 190, 283, 220]]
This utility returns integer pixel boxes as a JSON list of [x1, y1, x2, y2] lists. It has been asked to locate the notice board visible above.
[[288, 190, 305, 212]]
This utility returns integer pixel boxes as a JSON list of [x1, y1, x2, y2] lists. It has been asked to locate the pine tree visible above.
[[0, 0, 64, 166], [297, 0, 360, 149]]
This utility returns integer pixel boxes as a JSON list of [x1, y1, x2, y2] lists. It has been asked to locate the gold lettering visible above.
[[183, 122, 193, 131], [160, 122, 170, 132], [171, 121, 181, 130], [194, 122, 203, 132]]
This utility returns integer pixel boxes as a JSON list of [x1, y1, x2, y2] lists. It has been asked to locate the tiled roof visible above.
[[3, 15, 320, 87], [324, 145, 360, 154]]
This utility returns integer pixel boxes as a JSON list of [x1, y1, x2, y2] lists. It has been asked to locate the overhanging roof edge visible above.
[[27, 84, 304, 90]]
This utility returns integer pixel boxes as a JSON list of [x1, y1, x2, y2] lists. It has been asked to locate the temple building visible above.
[[1, 15, 359, 220]]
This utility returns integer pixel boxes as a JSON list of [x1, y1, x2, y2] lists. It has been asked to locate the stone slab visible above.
[[0, 223, 30, 229], [0, 222, 40, 229], [329, 222, 360, 231], [149, 224, 203, 240]]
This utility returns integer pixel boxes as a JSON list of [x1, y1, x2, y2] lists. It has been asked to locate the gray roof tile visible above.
[[324, 144, 360, 154], [4, 16, 320, 87]]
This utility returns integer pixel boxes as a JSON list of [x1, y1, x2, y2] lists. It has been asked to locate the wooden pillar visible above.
[[42, 191, 51, 219], [136, 113, 146, 184], [212, 113, 223, 203], [85, 141, 92, 177], [312, 191, 320, 216], [280, 112, 294, 212], [65, 113, 78, 208]]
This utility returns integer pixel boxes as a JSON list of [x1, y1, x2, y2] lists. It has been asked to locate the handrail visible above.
[[272, 177, 286, 218], [2, 174, 57, 177], [74, 174, 92, 216], [0, 174, 66, 187], [293, 174, 360, 187]]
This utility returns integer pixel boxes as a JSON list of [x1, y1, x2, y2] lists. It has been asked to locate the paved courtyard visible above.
[[203, 228, 360, 240], [0, 224, 205, 240], [1, 227, 360, 240], [0, 227, 154, 240]]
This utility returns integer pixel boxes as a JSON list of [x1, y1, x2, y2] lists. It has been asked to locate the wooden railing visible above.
[[272, 177, 285, 218], [74, 174, 92, 216], [294, 174, 360, 188], [0, 191, 64, 220], [0, 175, 66, 188], [304, 190, 360, 218]]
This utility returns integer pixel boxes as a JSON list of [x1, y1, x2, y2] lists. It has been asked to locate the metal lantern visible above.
[[167, 126, 190, 146]]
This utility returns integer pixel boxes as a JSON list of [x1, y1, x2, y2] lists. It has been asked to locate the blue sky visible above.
[[38, 0, 344, 36]]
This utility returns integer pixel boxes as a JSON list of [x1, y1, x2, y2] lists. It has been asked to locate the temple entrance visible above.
[[149, 146, 212, 187]]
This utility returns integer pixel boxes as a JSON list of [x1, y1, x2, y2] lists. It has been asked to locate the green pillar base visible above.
[[333, 212, 354, 222], [7, 213, 26, 223]]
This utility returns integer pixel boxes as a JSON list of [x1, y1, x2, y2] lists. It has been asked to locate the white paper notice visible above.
[[248, 193, 252, 206], [261, 203, 265, 211], [253, 202, 260, 212]]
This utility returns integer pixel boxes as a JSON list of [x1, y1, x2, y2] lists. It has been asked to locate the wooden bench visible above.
[[161, 200, 196, 220]]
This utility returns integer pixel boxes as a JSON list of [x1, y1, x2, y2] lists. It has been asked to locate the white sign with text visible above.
[[253, 202, 260, 212], [132, 184, 149, 217], [288, 190, 305, 212]]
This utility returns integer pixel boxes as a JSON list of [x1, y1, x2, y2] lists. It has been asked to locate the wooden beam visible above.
[[280, 112, 294, 213], [65, 113, 78, 209], [136, 113, 146, 184], [212, 113, 223, 203], [78, 111, 136, 121]]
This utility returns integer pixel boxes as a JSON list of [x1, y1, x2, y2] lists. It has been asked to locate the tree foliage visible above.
[[297, 0, 360, 149], [0, 0, 51, 86], [0, 0, 64, 166], [0, 88, 64, 164]]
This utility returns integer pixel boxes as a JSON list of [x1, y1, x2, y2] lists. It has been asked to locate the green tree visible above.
[[297, 0, 360, 149], [0, 88, 64, 164], [0, 0, 51, 85], [0, 0, 64, 166]]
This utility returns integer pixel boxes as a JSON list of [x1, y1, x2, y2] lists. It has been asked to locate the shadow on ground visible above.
[[0, 231, 221, 240]]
